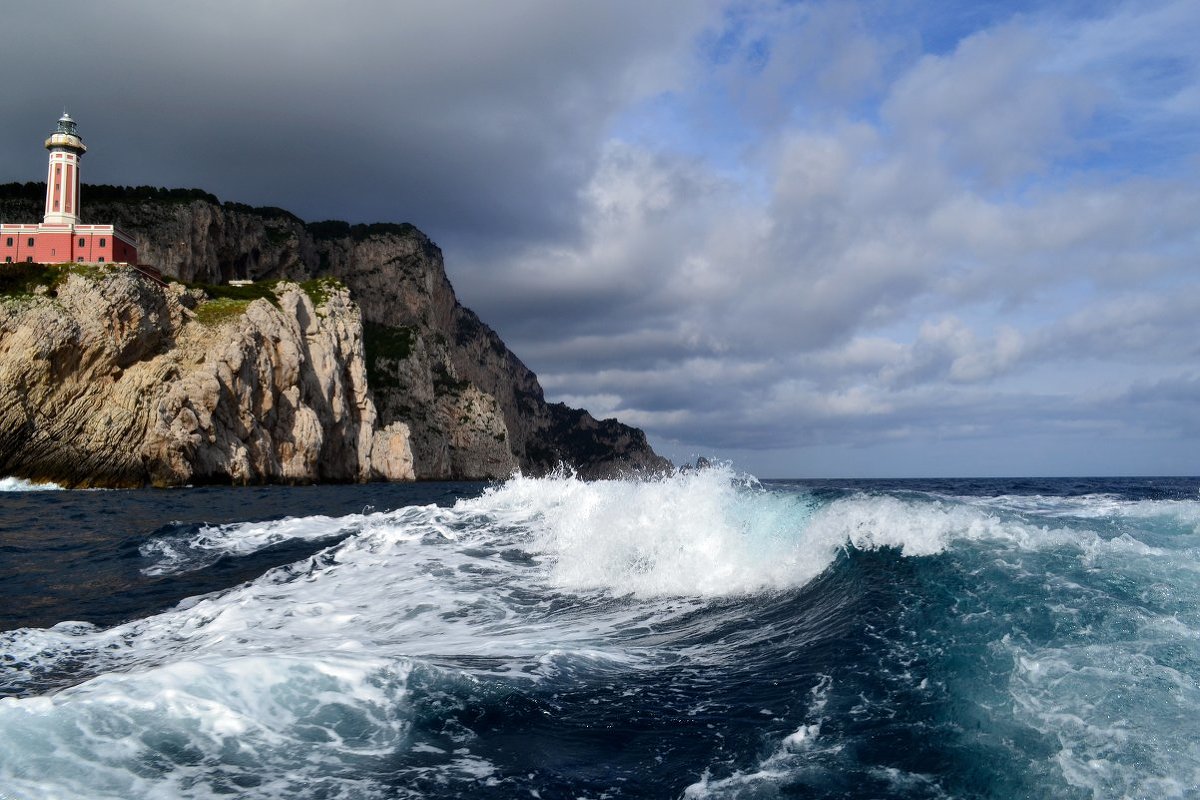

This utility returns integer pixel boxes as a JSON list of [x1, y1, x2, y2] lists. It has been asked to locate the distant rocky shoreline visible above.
[[0, 183, 669, 487]]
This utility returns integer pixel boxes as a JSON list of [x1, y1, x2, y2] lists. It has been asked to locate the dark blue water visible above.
[[1, 472, 1197, 799], [0, 481, 487, 632]]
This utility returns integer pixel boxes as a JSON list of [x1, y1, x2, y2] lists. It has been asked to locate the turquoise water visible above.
[[1, 471, 1197, 798]]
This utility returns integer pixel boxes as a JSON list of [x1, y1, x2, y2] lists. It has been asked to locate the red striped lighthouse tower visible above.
[[43, 112, 86, 226]]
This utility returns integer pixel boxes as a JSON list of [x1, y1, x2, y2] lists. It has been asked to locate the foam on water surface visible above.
[[0, 654, 412, 800], [139, 513, 362, 575], [122, 467, 1198, 602], [2, 470, 1199, 798], [8, 466, 1180, 695], [956, 491, 1200, 535], [0, 476, 62, 492]]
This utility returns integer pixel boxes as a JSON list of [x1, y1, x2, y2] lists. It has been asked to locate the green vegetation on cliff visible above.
[[0, 262, 116, 298], [222, 201, 303, 223], [0, 181, 220, 206], [187, 277, 346, 325], [193, 297, 253, 325], [190, 280, 281, 306], [0, 182, 422, 247], [307, 220, 420, 242], [364, 322, 416, 386], [298, 277, 343, 307]]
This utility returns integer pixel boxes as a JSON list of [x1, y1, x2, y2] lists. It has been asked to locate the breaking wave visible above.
[[0, 476, 62, 492], [2, 468, 1198, 798]]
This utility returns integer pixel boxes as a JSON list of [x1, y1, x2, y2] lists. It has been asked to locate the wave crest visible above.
[[131, 468, 1185, 614], [0, 477, 63, 492]]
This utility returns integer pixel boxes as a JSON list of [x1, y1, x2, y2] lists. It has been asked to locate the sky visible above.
[[1, 0, 1197, 478]]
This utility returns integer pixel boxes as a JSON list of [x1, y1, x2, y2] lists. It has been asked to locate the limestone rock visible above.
[[0, 268, 415, 487], [369, 423, 414, 481]]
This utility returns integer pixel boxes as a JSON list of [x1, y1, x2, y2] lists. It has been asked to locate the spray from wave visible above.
[[0, 476, 62, 492]]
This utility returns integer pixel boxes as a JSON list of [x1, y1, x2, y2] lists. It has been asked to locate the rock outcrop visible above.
[[0, 183, 670, 482], [0, 266, 412, 487]]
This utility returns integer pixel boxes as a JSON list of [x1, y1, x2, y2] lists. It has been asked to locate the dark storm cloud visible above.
[[0, 1, 709, 248]]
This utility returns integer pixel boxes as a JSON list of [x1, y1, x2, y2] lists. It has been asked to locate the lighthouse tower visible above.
[[0, 112, 138, 266], [43, 112, 87, 226]]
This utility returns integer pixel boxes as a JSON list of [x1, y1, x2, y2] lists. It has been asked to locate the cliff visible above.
[[0, 183, 670, 483], [0, 265, 412, 487]]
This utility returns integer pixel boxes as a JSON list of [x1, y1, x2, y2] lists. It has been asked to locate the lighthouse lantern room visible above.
[[1, 112, 139, 266]]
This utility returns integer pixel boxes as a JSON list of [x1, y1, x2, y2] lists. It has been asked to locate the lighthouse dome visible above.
[[55, 111, 79, 136], [45, 111, 86, 154]]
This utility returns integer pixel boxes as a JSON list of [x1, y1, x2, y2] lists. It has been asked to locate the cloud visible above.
[[2, 0, 1197, 475], [883, 23, 1103, 186], [0, 1, 713, 250], [1118, 373, 1200, 435], [453, 0, 1200, 472]]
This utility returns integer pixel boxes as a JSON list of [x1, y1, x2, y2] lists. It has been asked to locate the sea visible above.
[[0, 469, 1197, 799]]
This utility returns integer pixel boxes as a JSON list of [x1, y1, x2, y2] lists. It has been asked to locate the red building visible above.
[[1, 113, 138, 266]]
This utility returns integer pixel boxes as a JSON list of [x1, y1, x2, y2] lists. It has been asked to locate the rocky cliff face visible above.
[[0, 184, 670, 481], [0, 266, 412, 487]]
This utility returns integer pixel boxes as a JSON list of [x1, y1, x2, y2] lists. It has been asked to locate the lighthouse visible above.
[[43, 112, 86, 226], [1, 112, 139, 266]]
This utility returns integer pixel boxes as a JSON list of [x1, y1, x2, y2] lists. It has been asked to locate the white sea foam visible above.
[[139, 499, 527, 577], [464, 468, 831, 597], [140, 512, 370, 575], [992, 506, 1200, 798], [4, 469, 1198, 798], [0, 476, 62, 491], [132, 467, 1190, 598], [445, 469, 1128, 599], [0, 655, 412, 800], [497, 470, 1191, 598], [1005, 637, 1200, 799], [683, 675, 846, 798], [957, 492, 1200, 532]]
